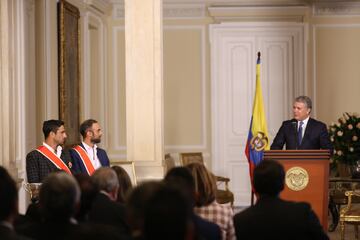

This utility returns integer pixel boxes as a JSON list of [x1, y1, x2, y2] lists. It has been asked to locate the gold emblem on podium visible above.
[[285, 167, 309, 191]]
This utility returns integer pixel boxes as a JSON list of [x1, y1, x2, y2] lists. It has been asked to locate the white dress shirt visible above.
[[298, 116, 310, 139], [43, 142, 62, 158], [82, 142, 102, 170]]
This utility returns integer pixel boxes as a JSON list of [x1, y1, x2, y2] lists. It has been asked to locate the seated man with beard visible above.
[[70, 119, 110, 175]]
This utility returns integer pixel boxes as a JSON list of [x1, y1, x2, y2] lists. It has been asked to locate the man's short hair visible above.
[[0, 167, 17, 221], [295, 96, 312, 110], [91, 167, 119, 193], [79, 119, 98, 138], [126, 181, 163, 233], [253, 160, 285, 196], [42, 119, 64, 139], [164, 167, 195, 192], [144, 184, 193, 240], [164, 167, 196, 205], [39, 172, 80, 222]]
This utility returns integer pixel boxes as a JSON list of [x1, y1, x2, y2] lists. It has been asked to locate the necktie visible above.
[[92, 148, 96, 161], [298, 121, 304, 145]]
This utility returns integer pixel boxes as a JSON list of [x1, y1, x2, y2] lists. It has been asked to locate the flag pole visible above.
[[250, 51, 261, 206]]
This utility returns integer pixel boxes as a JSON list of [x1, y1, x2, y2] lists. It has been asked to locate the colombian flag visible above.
[[245, 52, 269, 183]]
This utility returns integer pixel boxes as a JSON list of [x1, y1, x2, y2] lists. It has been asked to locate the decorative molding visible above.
[[110, 0, 309, 4], [112, 3, 205, 20], [163, 4, 205, 19], [312, 23, 360, 118], [112, 26, 126, 152], [112, 25, 207, 152], [84, 0, 112, 14], [112, 4, 124, 19], [109, 153, 127, 160], [163, 25, 207, 151], [83, 11, 108, 147], [112, 25, 208, 154], [313, 2, 360, 16], [208, 6, 308, 22], [25, 0, 35, 18]]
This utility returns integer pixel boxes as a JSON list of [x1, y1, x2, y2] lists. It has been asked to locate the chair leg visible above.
[[340, 220, 345, 240], [328, 198, 339, 232], [355, 225, 359, 240]]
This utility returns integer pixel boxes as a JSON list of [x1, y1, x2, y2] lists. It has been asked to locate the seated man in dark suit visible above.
[[271, 96, 333, 152], [233, 160, 329, 240], [17, 172, 81, 240], [70, 119, 110, 175], [89, 167, 129, 236], [26, 120, 72, 183], [0, 166, 30, 240]]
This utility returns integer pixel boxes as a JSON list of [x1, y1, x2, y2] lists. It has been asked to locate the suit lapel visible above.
[[80, 143, 86, 150]]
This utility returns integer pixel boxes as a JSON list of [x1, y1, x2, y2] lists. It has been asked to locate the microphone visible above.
[[291, 119, 298, 149]]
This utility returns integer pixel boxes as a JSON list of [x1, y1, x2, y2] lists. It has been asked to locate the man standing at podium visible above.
[[270, 96, 333, 152], [234, 160, 329, 240]]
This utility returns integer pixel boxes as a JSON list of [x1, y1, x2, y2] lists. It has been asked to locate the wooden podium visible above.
[[264, 150, 330, 230]]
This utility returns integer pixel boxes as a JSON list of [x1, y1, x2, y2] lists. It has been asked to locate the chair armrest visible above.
[[216, 176, 230, 182], [340, 190, 360, 217]]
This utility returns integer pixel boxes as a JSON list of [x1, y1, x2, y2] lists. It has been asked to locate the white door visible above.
[[210, 22, 306, 206]]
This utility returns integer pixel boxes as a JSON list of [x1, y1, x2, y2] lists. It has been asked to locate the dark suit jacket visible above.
[[0, 225, 31, 240], [89, 193, 129, 236], [271, 118, 333, 151], [233, 196, 329, 240], [193, 214, 221, 240], [69, 143, 110, 174], [16, 221, 80, 240], [26, 148, 72, 183]]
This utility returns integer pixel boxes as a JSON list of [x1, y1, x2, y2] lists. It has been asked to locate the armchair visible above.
[[164, 153, 176, 173], [179, 152, 234, 206], [340, 190, 360, 240]]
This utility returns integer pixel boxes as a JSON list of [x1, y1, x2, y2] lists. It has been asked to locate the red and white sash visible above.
[[73, 145, 96, 175], [36, 146, 72, 174]]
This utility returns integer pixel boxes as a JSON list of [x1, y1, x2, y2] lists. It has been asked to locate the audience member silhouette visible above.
[[164, 167, 222, 240], [143, 184, 196, 240], [126, 181, 162, 239], [73, 173, 97, 222], [89, 167, 129, 236], [17, 172, 81, 240], [187, 163, 236, 240], [111, 165, 133, 203], [233, 160, 329, 240], [0, 166, 30, 240]]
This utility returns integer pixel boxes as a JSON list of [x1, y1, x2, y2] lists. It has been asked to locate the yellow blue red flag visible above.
[[245, 52, 269, 181]]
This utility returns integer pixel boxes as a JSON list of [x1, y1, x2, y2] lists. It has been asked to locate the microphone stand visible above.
[[292, 121, 298, 150]]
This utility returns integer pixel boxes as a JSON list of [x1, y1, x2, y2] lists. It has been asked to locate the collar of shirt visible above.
[[82, 142, 102, 170], [82, 141, 97, 152], [298, 116, 310, 138], [0, 221, 13, 230], [43, 142, 62, 158], [298, 116, 309, 128], [100, 190, 113, 200]]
